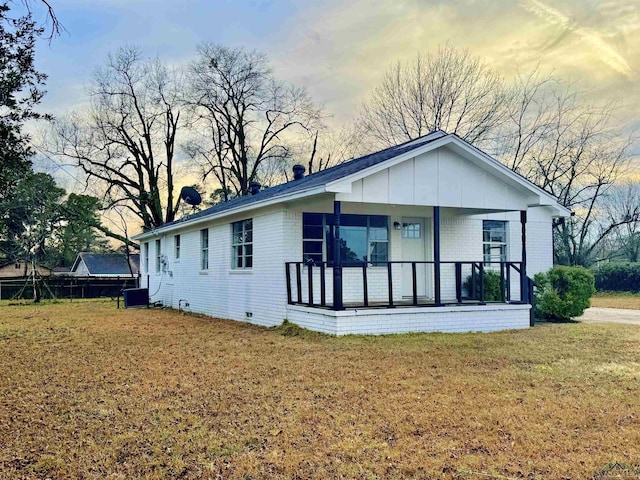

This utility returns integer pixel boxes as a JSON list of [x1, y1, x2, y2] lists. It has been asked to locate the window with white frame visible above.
[[174, 234, 181, 260], [302, 213, 389, 266], [401, 222, 421, 239], [200, 229, 209, 270], [483, 220, 507, 263], [144, 242, 149, 272], [232, 219, 253, 269], [155, 239, 161, 272]]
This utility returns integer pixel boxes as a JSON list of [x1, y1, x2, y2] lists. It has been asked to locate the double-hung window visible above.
[[232, 219, 253, 269], [302, 213, 325, 264], [144, 242, 149, 273], [174, 235, 181, 260], [483, 220, 507, 264], [303, 213, 389, 266], [155, 239, 161, 273], [200, 229, 209, 270]]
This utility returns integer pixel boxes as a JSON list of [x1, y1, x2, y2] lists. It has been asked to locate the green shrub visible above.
[[534, 266, 595, 321], [464, 269, 502, 302], [592, 262, 640, 292]]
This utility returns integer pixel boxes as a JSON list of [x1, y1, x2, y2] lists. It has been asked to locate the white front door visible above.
[[401, 217, 428, 298]]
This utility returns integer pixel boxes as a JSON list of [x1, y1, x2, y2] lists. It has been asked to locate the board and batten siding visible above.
[[335, 147, 530, 211], [144, 207, 289, 327]]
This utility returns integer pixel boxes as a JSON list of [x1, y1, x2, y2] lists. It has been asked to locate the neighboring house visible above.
[[70, 253, 140, 277], [52, 267, 71, 276], [0, 260, 52, 279], [133, 131, 570, 335]]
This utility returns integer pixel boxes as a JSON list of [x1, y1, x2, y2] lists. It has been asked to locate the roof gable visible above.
[[325, 135, 567, 211], [333, 146, 534, 211]]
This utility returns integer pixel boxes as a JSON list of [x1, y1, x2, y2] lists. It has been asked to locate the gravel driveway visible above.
[[578, 307, 640, 325]]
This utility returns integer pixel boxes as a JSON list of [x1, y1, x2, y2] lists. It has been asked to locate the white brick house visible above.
[[132, 132, 570, 335]]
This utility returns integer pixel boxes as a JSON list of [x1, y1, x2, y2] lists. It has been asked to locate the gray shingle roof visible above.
[[165, 131, 447, 229], [76, 253, 140, 275]]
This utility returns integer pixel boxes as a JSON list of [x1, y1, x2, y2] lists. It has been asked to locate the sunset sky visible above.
[[21, 0, 639, 238], [33, 0, 639, 124]]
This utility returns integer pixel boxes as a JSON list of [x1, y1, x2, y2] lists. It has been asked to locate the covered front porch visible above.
[[284, 200, 535, 335]]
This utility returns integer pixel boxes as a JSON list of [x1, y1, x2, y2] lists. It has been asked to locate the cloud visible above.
[[520, 0, 633, 78], [36, 0, 640, 130]]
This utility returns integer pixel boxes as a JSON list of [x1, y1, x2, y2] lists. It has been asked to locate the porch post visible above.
[[433, 206, 442, 306], [332, 200, 344, 310], [520, 210, 528, 303]]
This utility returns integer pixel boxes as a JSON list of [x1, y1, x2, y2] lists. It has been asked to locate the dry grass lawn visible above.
[[1, 300, 639, 479], [592, 292, 640, 310]]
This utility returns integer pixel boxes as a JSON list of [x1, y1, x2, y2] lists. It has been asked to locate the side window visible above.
[[144, 242, 149, 273], [155, 239, 161, 273], [232, 219, 253, 269], [483, 220, 507, 263], [367, 215, 389, 266], [302, 213, 324, 264], [200, 229, 209, 270], [175, 234, 181, 260]]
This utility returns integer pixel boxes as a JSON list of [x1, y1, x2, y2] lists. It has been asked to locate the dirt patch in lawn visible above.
[[0, 300, 639, 479], [592, 292, 640, 310]]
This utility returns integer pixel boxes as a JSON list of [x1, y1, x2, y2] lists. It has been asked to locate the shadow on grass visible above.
[[271, 319, 331, 340], [537, 317, 581, 324]]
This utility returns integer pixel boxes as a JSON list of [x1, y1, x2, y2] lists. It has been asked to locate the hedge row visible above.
[[592, 263, 640, 292]]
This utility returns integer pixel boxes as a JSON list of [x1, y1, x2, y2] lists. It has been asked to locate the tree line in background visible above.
[[1, 1, 638, 269]]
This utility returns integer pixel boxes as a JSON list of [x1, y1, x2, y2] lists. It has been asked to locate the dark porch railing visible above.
[[285, 261, 527, 310]]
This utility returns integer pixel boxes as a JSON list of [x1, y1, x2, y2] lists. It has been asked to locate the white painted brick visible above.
[[286, 304, 531, 335], [139, 203, 553, 335], [144, 207, 289, 327]]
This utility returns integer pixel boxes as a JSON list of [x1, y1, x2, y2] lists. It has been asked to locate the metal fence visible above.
[[285, 260, 526, 309], [0, 276, 138, 300]]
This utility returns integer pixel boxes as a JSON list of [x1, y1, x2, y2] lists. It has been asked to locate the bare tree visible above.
[[304, 124, 364, 175], [497, 73, 637, 265], [47, 47, 184, 230], [185, 44, 321, 199], [263, 123, 365, 187], [2, 1, 63, 40], [599, 182, 640, 262], [359, 45, 510, 149], [491, 70, 556, 174], [18, 0, 62, 38], [236, 122, 365, 193]]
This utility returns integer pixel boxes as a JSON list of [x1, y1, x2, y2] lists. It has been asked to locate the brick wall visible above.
[[287, 304, 531, 335], [146, 207, 289, 327]]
